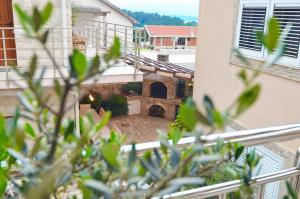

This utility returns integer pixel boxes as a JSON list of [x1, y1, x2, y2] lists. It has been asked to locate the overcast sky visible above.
[[109, 0, 199, 17]]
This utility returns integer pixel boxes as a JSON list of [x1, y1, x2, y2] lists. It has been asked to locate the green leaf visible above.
[[41, 2, 53, 26], [17, 93, 33, 112], [0, 115, 8, 146], [140, 159, 161, 179], [92, 112, 111, 134], [39, 30, 49, 44], [33, 7, 42, 31], [64, 121, 75, 140], [193, 154, 221, 163], [170, 147, 181, 168], [89, 54, 101, 74], [212, 110, 224, 129], [170, 177, 204, 186], [54, 79, 62, 97], [7, 149, 26, 163], [265, 18, 280, 52], [178, 101, 198, 130], [30, 136, 42, 158], [28, 55, 37, 79], [234, 145, 244, 161], [156, 186, 180, 197], [238, 69, 248, 85], [79, 181, 93, 199], [70, 49, 88, 80], [236, 84, 261, 117], [104, 37, 121, 63], [256, 18, 280, 52], [168, 128, 182, 145], [25, 122, 36, 138], [14, 4, 32, 34], [84, 180, 112, 197], [286, 181, 298, 199], [0, 175, 7, 198], [100, 143, 119, 169]]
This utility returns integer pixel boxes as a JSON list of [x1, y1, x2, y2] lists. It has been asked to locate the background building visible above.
[[193, 0, 300, 198], [145, 25, 197, 50]]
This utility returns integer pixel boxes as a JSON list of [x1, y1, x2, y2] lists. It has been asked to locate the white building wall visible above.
[[73, 0, 134, 54], [12, 0, 72, 68]]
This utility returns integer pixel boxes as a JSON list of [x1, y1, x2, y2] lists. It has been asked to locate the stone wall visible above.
[[81, 84, 124, 100], [141, 74, 182, 120], [143, 74, 176, 100]]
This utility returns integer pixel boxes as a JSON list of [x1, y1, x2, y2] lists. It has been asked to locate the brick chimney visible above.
[[157, 54, 169, 63]]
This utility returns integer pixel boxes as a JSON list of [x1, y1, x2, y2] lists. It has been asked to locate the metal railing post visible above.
[[104, 22, 108, 49], [114, 24, 117, 37], [124, 27, 128, 58], [98, 21, 101, 52], [96, 27, 99, 53], [2, 29, 9, 87], [52, 28, 56, 78], [137, 29, 141, 67], [293, 148, 300, 195], [258, 184, 266, 199]]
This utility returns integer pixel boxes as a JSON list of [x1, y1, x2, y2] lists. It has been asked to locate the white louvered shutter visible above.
[[226, 127, 284, 199], [250, 146, 284, 199], [272, 4, 300, 66], [236, 2, 268, 59]]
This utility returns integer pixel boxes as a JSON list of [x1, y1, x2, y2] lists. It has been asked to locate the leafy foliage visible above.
[[0, 3, 289, 199], [121, 82, 143, 96], [102, 95, 129, 117], [170, 115, 193, 132]]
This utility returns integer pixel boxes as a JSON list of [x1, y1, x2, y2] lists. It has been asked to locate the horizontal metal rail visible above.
[[121, 123, 300, 152], [121, 124, 300, 199], [163, 167, 300, 199]]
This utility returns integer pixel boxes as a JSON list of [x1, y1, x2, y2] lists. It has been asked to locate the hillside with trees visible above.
[[123, 10, 198, 27]]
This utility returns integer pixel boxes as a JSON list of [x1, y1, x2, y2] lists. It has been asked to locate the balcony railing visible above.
[[0, 21, 147, 89], [121, 124, 300, 198]]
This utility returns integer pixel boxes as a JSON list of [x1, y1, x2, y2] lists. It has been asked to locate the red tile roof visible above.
[[145, 25, 198, 38]]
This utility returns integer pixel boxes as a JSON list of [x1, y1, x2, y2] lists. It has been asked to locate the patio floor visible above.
[[111, 115, 171, 143]]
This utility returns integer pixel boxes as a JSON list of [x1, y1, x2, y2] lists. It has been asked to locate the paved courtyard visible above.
[[111, 115, 171, 143]]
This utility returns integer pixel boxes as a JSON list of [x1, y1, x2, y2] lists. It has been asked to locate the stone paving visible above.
[[111, 115, 171, 143]]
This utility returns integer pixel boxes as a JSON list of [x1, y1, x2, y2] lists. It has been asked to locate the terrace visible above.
[[1, 19, 300, 198]]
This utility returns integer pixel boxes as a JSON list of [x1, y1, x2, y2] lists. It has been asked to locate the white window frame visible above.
[[236, 0, 300, 68]]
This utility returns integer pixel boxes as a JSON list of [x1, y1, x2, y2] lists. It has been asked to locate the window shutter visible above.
[[273, 6, 300, 58], [238, 6, 267, 51]]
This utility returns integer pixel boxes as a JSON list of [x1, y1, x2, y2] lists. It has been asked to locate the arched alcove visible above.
[[149, 105, 165, 118], [150, 82, 167, 99]]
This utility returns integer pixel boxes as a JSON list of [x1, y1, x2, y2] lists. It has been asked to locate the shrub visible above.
[[103, 94, 128, 117], [169, 115, 193, 132], [121, 82, 143, 96], [91, 92, 103, 113]]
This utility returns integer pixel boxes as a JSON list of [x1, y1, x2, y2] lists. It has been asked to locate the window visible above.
[[176, 38, 186, 45], [236, 0, 300, 67]]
